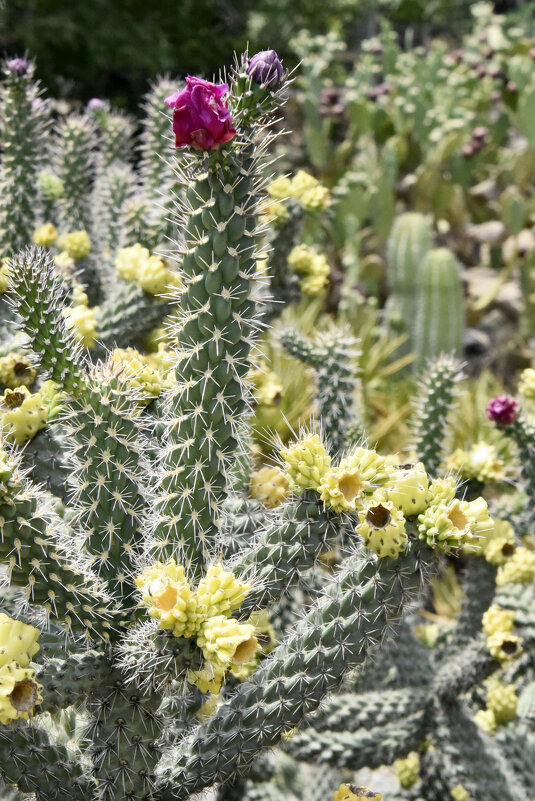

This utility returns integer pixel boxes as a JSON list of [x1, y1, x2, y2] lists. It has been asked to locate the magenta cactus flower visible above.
[[165, 77, 236, 150], [246, 50, 284, 87], [6, 58, 28, 77], [486, 395, 518, 425]]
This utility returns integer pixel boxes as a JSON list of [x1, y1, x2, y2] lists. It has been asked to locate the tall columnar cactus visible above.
[[55, 114, 95, 232], [386, 211, 433, 328], [0, 59, 49, 257], [412, 248, 465, 371]]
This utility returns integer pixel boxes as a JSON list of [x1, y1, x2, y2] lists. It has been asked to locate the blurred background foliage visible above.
[[0, 0, 529, 110]]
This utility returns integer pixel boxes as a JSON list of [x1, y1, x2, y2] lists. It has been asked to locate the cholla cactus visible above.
[[0, 48, 531, 801]]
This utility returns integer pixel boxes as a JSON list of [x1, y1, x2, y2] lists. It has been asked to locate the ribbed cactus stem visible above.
[[55, 113, 95, 231], [139, 77, 177, 203], [96, 111, 135, 170], [413, 355, 462, 477], [96, 281, 170, 351], [91, 164, 136, 293], [0, 459, 115, 640], [280, 327, 360, 456], [234, 492, 337, 612], [412, 248, 464, 371], [386, 211, 433, 326], [0, 725, 93, 801], [149, 73, 284, 576], [37, 649, 111, 713], [159, 541, 437, 797], [0, 60, 49, 256]]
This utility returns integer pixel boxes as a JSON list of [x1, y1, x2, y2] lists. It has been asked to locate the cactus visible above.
[[0, 40, 531, 801], [386, 212, 433, 331], [412, 248, 465, 371]]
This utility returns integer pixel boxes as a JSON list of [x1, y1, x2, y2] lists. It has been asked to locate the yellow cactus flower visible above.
[[57, 230, 91, 260], [418, 496, 492, 552], [0, 353, 36, 388], [395, 751, 420, 788], [0, 386, 49, 444], [319, 448, 388, 512], [72, 282, 89, 307], [231, 610, 277, 681], [445, 442, 504, 484], [518, 367, 535, 400], [137, 255, 180, 297], [63, 304, 98, 348], [299, 184, 330, 212], [116, 243, 149, 282], [0, 262, 11, 294], [54, 251, 75, 271], [288, 244, 331, 296], [0, 614, 40, 668], [249, 365, 283, 406], [482, 605, 515, 636], [357, 496, 407, 558], [32, 222, 58, 247], [487, 630, 523, 663], [250, 466, 289, 508], [187, 663, 225, 695], [288, 244, 319, 274], [263, 200, 290, 226], [196, 615, 259, 672], [333, 784, 382, 801], [0, 663, 42, 724], [136, 560, 199, 638], [195, 564, 251, 619], [145, 343, 176, 376], [486, 681, 517, 725], [482, 519, 516, 565], [290, 170, 318, 200], [110, 348, 165, 404], [474, 707, 497, 733], [450, 784, 470, 801], [384, 462, 429, 516], [496, 547, 535, 586], [425, 476, 457, 506], [267, 175, 292, 200], [280, 433, 331, 491]]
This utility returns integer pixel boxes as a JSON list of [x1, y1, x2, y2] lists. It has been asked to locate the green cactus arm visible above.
[[219, 496, 269, 559], [412, 355, 463, 477], [496, 723, 535, 798], [62, 369, 149, 602], [21, 423, 71, 503], [0, 454, 116, 641], [139, 77, 176, 204], [305, 687, 428, 733], [7, 247, 87, 394], [432, 637, 494, 701], [95, 281, 169, 351], [36, 648, 111, 713], [54, 113, 95, 232], [421, 699, 517, 801], [232, 492, 338, 612], [149, 75, 288, 577], [96, 111, 135, 170], [156, 540, 437, 797], [438, 557, 497, 657], [0, 59, 49, 256], [0, 724, 94, 801], [495, 413, 535, 527], [86, 673, 165, 801], [91, 164, 136, 294], [281, 711, 427, 770], [411, 248, 464, 372], [280, 326, 360, 457]]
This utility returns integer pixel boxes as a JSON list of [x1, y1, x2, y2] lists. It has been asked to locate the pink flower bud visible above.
[[165, 77, 236, 151], [246, 50, 284, 87], [486, 395, 518, 425]]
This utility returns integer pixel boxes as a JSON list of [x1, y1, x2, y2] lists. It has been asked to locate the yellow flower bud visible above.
[[487, 630, 523, 663], [196, 615, 259, 672], [0, 663, 42, 724], [250, 466, 289, 508], [474, 708, 497, 733], [496, 547, 535, 586], [195, 564, 251, 619], [486, 682, 517, 725], [57, 230, 91, 260], [0, 614, 40, 668], [395, 751, 420, 788], [384, 462, 429, 515], [281, 433, 331, 491], [333, 785, 382, 801], [450, 784, 470, 801], [63, 304, 98, 348], [0, 353, 36, 388], [482, 605, 515, 636], [357, 496, 407, 558], [0, 386, 49, 444], [32, 222, 58, 247]]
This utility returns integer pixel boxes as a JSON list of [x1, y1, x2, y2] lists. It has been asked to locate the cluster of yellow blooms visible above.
[[248, 363, 283, 406], [445, 441, 505, 484], [250, 466, 290, 508], [474, 675, 518, 733], [136, 561, 273, 694], [394, 751, 420, 788], [476, 519, 535, 585], [110, 346, 176, 405], [518, 367, 535, 401], [116, 243, 181, 297], [0, 380, 61, 444], [482, 603, 522, 664], [332, 785, 382, 801], [280, 434, 493, 558], [268, 171, 330, 213], [33, 224, 92, 265], [0, 614, 42, 725], [0, 352, 36, 389], [32, 222, 58, 248], [288, 244, 330, 296], [450, 786, 471, 801], [62, 282, 98, 348]]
